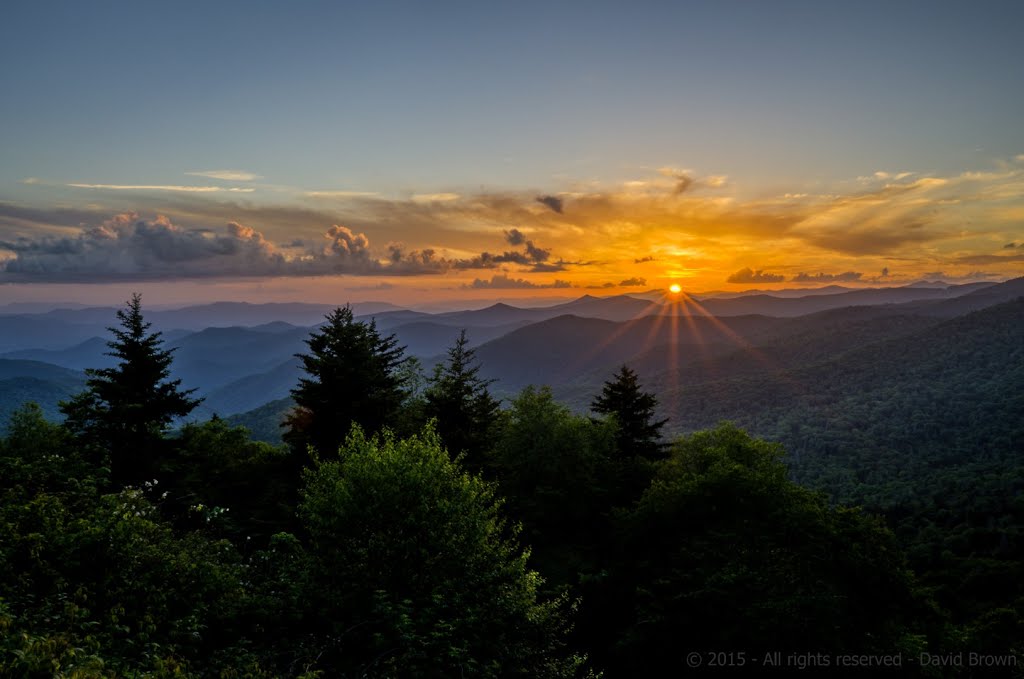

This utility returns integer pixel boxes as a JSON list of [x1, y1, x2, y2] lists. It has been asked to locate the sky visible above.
[[2, 0, 1023, 306]]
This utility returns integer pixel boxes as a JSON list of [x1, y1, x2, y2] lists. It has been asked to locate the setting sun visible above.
[[669, 283, 682, 294]]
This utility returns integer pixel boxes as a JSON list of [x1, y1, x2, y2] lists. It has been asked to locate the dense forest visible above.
[[1, 295, 1021, 676]]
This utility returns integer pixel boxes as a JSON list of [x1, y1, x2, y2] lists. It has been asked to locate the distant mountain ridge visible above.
[[2, 277, 1020, 438]]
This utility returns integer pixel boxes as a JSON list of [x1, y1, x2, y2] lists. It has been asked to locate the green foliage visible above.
[[59, 294, 201, 486], [603, 423, 925, 673], [489, 386, 618, 583], [295, 426, 584, 677], [283, 306, 407, 459], [167, 418, 297, 542], [3, 294, 1022, 676], [0, 487, 256, 676], [423, 329, 500, 469]]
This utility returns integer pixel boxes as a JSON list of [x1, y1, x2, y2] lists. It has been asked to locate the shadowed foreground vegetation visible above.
[[1, 298, 1020, 676]]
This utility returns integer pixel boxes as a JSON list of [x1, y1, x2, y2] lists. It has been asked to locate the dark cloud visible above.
[[455, 231, 553, 271], [0, 214, 288, 280], [634, 255, 656, 263], [619, 277, 647, 286], [529, 262, 567, 273], [881, 267, 889, 277], [726, 267, 786, 284], [465, 274, 572, 289], [0, 213, 454, 281], [524, 240, 550, 263], [792, 271, 864, 283], [0, 211, 576, 282], [661, 170, 695, 195], [1005, 242, 1019, 249], [504, 228, 527, 246], [953, 252, 1024, 265], [535, 195, 564, 214]]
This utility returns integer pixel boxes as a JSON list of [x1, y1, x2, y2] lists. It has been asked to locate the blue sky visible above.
[[2, 1, 1023, 303]]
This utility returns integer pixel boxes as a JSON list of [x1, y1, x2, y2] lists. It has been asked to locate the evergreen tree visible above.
[[283, 305, 406, 458], [423, 329, 500, 468], [61, 293, 200, 486], [591, 365, 667, 462]]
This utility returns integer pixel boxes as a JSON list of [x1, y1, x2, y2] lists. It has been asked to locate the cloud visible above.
[[411, 193, 460, 203], [536, 195, 564, 214], [6, 164, 1023, 286], [525, 240, 550, 263], [726, 267, 786, 284], [304, 190, 379, 198], [0, 210, 574, 282], [465, 273, 572, 289], [1005, 242, 1018, 249], [619, 277, 647, 286], [658, 167, 695, 194], [792, 271, 864, 283], [68, 183, 254, 193], [20, 177, 42, 185], [185, 170, 260, 181], [0, 214, 286, 280], [954, 252, 1024, 265], [324, 225, 373, 264], [920, 270, 1004, 282], [504, 228, 527, 246]]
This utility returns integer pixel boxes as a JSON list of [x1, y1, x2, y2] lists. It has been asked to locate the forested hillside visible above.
[[2, 291, 1022, 676]]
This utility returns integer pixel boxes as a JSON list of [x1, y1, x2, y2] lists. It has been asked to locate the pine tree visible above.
[[284, 305, 407, 458], [423, 329, 500, 468], [61, 293, 201, 485], [591, 365, 668, 463]]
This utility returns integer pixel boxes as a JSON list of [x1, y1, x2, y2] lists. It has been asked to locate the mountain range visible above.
[[1, 278, 1021, 442]]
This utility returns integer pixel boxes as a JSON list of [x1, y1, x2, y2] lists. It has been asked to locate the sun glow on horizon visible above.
[[668, 283, 682, 294]]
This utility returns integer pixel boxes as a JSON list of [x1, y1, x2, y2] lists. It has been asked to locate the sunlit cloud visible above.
[[4, 162, 1022, 288], [411, 193, 460, 203], [68, 183, 255, 193], [20, 177, 42, 185], [184, 170, 261, 181]]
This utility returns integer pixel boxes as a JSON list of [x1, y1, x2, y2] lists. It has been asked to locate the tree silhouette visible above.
[[423, 329, 499, 468], [591, 365, 667, 462], [61, 293, 200, 486], [284, 305, 406, 458]]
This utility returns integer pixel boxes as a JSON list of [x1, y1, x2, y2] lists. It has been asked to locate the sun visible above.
[[669, 283, 682, 294]]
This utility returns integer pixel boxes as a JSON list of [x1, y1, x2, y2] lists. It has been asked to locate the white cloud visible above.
[[184, 170, 261, 181], [68, 183, 255, 193]]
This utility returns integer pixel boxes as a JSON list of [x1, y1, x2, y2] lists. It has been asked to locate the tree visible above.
[[296, 426, 585, 677], [283, 305, 407, 458], [598, 423, 924, 674], [489, 386, 617, 583], [591, 365, 667, 462], [423, 329, 500, 468], [61, 294, 200, 486]]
